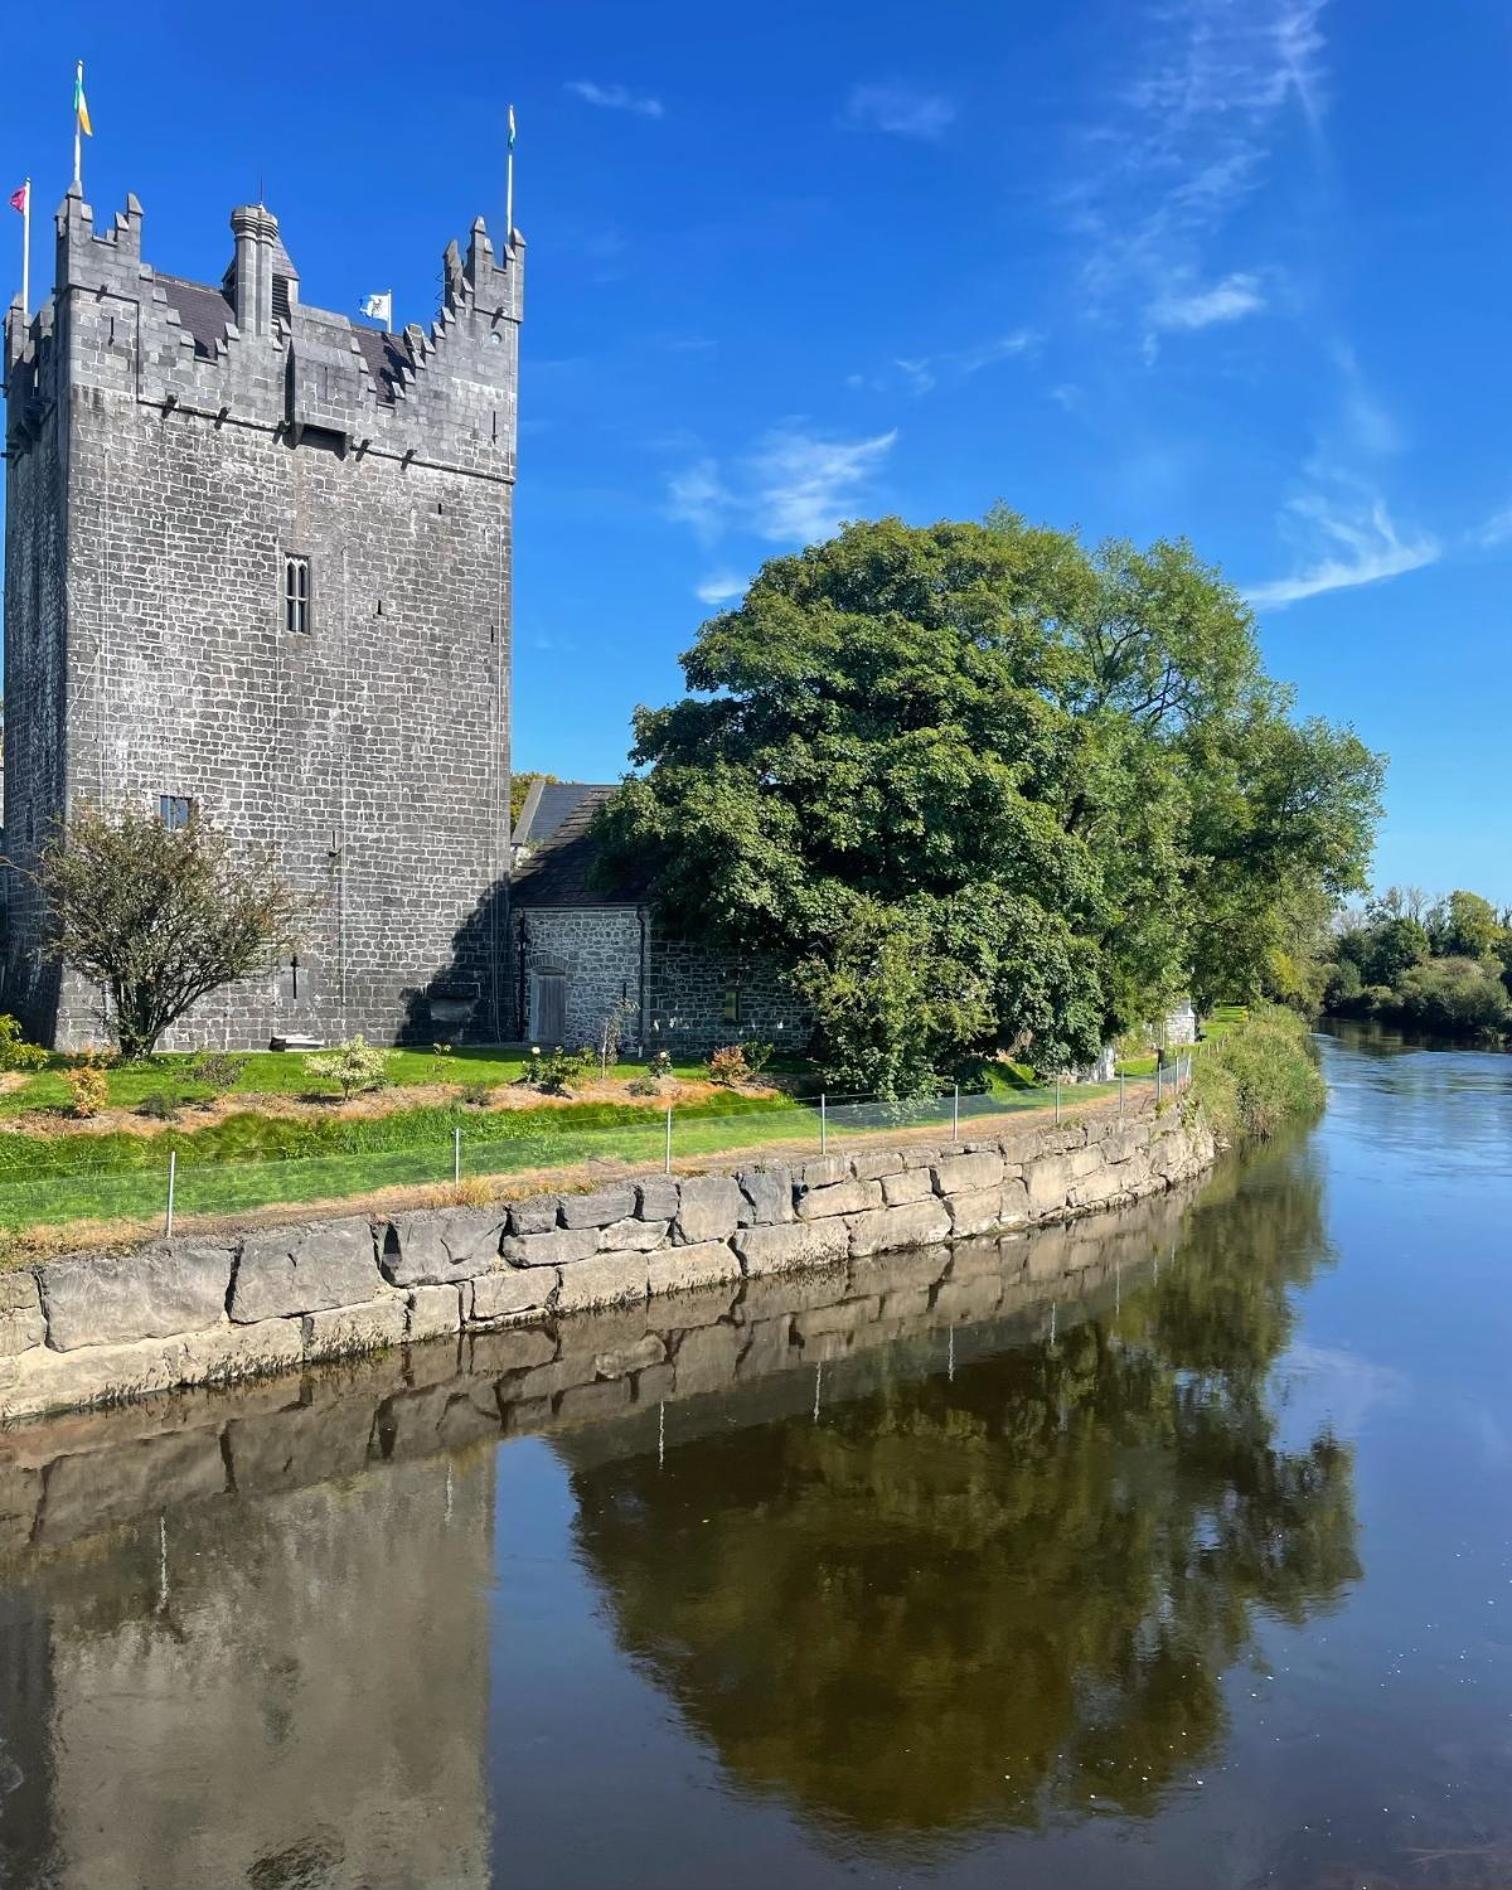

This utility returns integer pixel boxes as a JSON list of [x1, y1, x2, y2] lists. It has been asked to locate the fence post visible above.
[[1055, 1079, 1061, 1126], [164, 1150, 176, 1239], [820, 1092, 828, 1155], [453, 1126, 462, 1186], [664, 1107, 673, 1175], [952, 1084, 960, 1144], [1119, 1072, 1126, 1116], [1156, 1062, 1163, 1107]]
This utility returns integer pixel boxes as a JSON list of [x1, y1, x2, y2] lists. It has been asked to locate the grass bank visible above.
[[1190, 1005, 1325, 1142]]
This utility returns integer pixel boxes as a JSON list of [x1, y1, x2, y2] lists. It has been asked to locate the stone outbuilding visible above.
[[508, 781, 809, 1057]]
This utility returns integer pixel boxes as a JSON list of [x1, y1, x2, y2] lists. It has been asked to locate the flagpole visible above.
[[505, 104, 515, 244], [20, 178, 30, 319], [73, 62, 84, 191]]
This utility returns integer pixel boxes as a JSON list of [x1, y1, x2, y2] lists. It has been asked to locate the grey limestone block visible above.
[[675, 1174, 744, 1244], [40, 1243, 234, 1352], [559, 1186, 638, 1230], [736, 1163, 794, 1226], [230, 1219, 381, 1324], [381, 1206, 508, 1287], [0, 1274, 47, 1357], [500, 1227, 598, 1268]]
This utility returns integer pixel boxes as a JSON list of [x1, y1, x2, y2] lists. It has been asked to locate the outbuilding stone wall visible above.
[[0, 1102, 1214, 1424]]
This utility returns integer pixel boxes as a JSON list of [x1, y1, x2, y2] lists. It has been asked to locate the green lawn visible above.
[[0, 1073, 1143, 1239]]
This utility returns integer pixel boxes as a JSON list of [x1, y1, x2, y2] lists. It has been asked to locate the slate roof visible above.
[[157, 274, 234, 359], [511, 782, 648, 908], [351, 326, 408, 404]]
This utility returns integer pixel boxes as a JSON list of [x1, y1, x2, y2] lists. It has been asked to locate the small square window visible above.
[[284, 555, 311, 635], [160, 796, 192, 831], [722, 984, 742, 1026]]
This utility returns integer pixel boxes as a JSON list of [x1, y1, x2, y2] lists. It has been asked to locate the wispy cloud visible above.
[[566, 80, 664, 120], [1148, 271, 1266, 332], [667, 428, 899, 547], [1070, 1, 1326, 344], [694, 573, 746, 606], [858, 330, 1038, 398], [1470, 505, 1512, 550], [843, 82, 955, 139], [1245, 490, 1438, 608]]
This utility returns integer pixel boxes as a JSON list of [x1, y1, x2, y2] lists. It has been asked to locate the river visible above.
[[2, 1026, 1510, 1889]]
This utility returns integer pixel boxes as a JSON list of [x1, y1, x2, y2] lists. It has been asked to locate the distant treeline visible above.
[[1323, 888, 1512, 1042]]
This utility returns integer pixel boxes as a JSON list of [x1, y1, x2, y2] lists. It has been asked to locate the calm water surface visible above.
[[3, 1027, 1512, 1890]]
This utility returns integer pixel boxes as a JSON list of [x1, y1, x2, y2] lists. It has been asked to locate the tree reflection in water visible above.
[[562, 1133, 1359, 1850]]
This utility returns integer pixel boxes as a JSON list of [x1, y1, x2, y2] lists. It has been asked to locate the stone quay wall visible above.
[[0, 1103, 1214, 1425]]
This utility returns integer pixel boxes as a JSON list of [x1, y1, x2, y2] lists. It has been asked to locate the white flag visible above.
[[361, 291, 392, 326]]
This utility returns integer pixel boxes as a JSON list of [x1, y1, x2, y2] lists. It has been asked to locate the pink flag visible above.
[[8, 183, 27, 214]]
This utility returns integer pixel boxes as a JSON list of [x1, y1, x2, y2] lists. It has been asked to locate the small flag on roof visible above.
[[74, 63, 93, 138], [9, 182, 28, 214], [361, 291, 393, 327]]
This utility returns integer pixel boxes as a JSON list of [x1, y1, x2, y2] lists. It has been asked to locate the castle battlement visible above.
[[6, 189, 523, 482]]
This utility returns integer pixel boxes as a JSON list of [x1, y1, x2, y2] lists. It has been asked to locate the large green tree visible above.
[[598, 513, 1383, 1092]]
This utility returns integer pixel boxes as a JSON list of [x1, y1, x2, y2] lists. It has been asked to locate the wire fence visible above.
[[0, 1057, 1194, 1239]]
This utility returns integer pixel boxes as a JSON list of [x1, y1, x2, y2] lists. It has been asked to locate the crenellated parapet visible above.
[[6, 187, 522, 482]]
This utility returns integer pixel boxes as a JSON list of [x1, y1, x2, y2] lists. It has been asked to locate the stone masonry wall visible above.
[[516, 907, 645, 1051], [0, 1102, 1214, 1424]]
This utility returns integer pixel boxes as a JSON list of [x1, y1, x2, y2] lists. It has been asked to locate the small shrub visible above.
[[626, 1075, 661, 1097], [647, 1049, 674, 1081], [707, 1044, 751, 1087], [0, 1016, 50, 1073], [742, 1040, 774, 1077], [189, 1050, 248, 1094], [137, 1091, 180, 1122], [429, 1042, 455, 1083], [304, 1035, 392, 1101], [460, 1082, 495, 1108], [536, 1045, 594, 1096], [63, 1055, 111, 1119]]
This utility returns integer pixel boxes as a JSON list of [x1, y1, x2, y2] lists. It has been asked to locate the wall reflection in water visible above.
[[0, 1143, 1354, 1883]]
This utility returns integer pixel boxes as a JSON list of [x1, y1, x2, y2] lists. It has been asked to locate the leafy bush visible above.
[[535, 1045, 594, 1096], [305, 1035, 392, 1101], [707, 1045, 752, 1086], [625, 1075, 661, 1097], [189, 1050, 248, 1094], [648, 1050, 674, 1080], [1393, 957, 1512, 1039], [0, 1016, 50, 1073], [1192, 1005, 1325, 1143], [137, 1091, 180, 1121], [460, 1082, 495, 1108], [742, 1040, 775, 1077], [63, 1056, 111, 1120]]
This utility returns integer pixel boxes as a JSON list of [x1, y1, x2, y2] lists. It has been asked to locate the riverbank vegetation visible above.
[[596, 510, 1383, 1096], [1190, 1006, 1326, 1142], [1322, 887, 1512, 1043]]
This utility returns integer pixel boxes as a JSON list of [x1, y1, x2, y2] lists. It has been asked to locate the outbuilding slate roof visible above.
[[157, 274, 235, 358], [511, 782, 648, 908]]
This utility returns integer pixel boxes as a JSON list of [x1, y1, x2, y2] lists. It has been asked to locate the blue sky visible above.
[[3, 1, 1510, 896]]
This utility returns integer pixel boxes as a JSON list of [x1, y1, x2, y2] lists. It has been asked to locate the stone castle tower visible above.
[[2, 184, 522, 1048]]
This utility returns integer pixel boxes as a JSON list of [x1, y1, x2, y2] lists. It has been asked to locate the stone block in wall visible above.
[[381, 1207, 507, 1287], [597, 1216, 670, 1253], [0, 1318, 305, 1423], [469, 1268, 556, 1323], [509, 1196, 561, 1236], [594, 1334, 665, 1380], [737, 1164, 793, 1226], [846, 1198, 952, 1258], [882, 1168, 934, 1208], [932, 1151, 1005, 1197], [555, 1252, 651, 1314], [0, 1273, 45, 1356], [946, 1187, 1009, 1239], [901, 1146, 941, 1170], [676, 1174, 744, 1243], [799, 1156, 850, 1188], [672, 1321, 743, 1396], [560, 1186, 638, 1230], [303, 1296, 409, 1361], [406, 1284, 463, 1343], [795, 1178, 883, 1220], [230, 1219, 380, 1324], [1023, 1152, 1079, 1219], [735, 1218, 850, 1276], [647, 1242, 743, 1300], [500, 1227, 599, 1268], [850, 1150, 907, 1182], [1070, 1165, 1132, 1210], [41, 1243, 234, 1351], [637, 1178, 680, 1221]]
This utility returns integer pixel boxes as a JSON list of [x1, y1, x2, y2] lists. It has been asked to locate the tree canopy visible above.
[[597, 512, 1383, 1092]]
